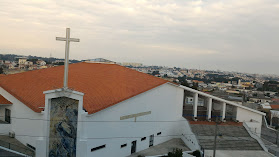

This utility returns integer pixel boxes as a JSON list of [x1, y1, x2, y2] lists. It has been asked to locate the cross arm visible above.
[[69, 38, 80, 42], [56, 37, 80, 42], [56, 37, 67, 41]]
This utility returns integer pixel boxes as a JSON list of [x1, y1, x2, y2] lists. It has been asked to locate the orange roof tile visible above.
[[271, 105, 279, 109], [0, 94, 12, 104], [0, 62, 168, 114]]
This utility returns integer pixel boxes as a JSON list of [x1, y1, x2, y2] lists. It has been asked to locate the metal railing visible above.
[[0, 139, 34, 157]]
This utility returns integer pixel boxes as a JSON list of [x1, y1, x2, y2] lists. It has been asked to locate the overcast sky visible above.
[[0, 0, 278, 74]]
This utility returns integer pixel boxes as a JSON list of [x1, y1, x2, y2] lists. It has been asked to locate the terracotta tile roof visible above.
[[0, 94, 12, 104], [270, 105, 279, 109], [0, 62, 168, 114]]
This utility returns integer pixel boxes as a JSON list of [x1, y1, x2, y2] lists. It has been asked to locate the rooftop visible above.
[[128, 138, 190, 157], [0, 62, 168, 114], [190, 124, 263, 150]]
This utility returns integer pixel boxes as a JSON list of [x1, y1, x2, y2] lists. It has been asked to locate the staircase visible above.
[[191, 124, 263, 150]]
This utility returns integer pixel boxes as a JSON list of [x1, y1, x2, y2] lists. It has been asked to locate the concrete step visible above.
[[190, 124, 263, 150]]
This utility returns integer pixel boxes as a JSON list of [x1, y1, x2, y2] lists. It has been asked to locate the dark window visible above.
[[5, 108, 11, 123], [157, 132, 161, 135], [141, 137, 146, 141], [91, 145, 106, 152], [131, 141, 137, 154], [27, 144, 36, 150], [121, 144, 127, 148]]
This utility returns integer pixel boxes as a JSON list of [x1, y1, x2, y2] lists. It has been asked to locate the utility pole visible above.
[[276, 131, 278, 145], [275, 126, 279, 145]]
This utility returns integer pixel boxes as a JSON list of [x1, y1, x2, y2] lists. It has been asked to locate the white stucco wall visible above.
[[0, 106, 6, 121], [236, 107, 262, 123], [179, 117, 200, 151], [0, 83, 194, 157], [236, 107, 263, 136], [0, 123, 11, 135], [244, 121, 262, 137], [80, 83, 187, 157], [0, 87, 44, 150]]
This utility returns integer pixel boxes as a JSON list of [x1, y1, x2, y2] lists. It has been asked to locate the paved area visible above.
[[204, 150, 272, 157], [128, 138, 190, 157], [261, 126, 278, 144], [0, 135, 34, 157], [191, 124, 262, 150], [262, 138, 279, 156], [261, 123, 279, 156]]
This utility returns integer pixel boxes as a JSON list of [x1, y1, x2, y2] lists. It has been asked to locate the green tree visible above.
[[0, 67, 3, 74], [192, 150, 201, 157], [167, 148, 183, 157], [152, 71, 160, 76]]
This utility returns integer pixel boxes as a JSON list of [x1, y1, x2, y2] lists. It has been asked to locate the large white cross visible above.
[[56, 28, 80, 89]]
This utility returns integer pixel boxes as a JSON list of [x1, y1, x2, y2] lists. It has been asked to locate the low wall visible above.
[[243, 122, 268, 152], [179, 118, 201, 151]]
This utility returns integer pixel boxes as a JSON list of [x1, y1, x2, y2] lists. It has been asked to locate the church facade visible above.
[[0, 62, 265, 157]]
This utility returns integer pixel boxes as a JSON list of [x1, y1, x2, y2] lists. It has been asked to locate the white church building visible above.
[[0, 28, 268, 157], [0, 62, 267, 157]]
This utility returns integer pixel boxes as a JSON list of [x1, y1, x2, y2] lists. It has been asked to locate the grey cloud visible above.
[[0, 0, 278, 74]]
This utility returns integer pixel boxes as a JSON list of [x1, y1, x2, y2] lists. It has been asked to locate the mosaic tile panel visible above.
[[48, 97, 79, 157]]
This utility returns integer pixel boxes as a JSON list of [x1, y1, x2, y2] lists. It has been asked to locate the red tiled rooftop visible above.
[[0, 94, 12, 104], [271, 105, 279, 109], [0, 62, 168, 114]]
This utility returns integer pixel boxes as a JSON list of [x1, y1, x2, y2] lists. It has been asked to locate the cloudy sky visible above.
[[0, 0, 278, 74]]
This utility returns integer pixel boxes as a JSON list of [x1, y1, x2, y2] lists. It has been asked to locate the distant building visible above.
[[185, 96, 204, 106], [4, 63, 14, 69], [24, 61, 33, 66], [17, 57, 27, 65], [85, 58, 116, 64], [36, 60, 46, 66], [120, 62, 143, 67]]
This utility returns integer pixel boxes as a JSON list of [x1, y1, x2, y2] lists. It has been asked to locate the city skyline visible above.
[[0, 0, 279, 74]]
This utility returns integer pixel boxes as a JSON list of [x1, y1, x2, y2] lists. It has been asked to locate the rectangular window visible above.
[[5, 108, 11, 123], [157, 132, 162, 135], [91, 145, 106, 152], [141, 137, 146, 141], [121, 144, 127, 148]]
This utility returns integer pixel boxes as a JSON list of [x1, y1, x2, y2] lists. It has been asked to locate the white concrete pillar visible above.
[[207, 98, 212, 121], [36, 137, 47, 157], [221, 102, 226, 121], [193, 93, 198, 120]]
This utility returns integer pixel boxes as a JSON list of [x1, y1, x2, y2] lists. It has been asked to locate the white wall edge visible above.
[[43, 88, 84, 96], [243, 122, 268, 152]]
